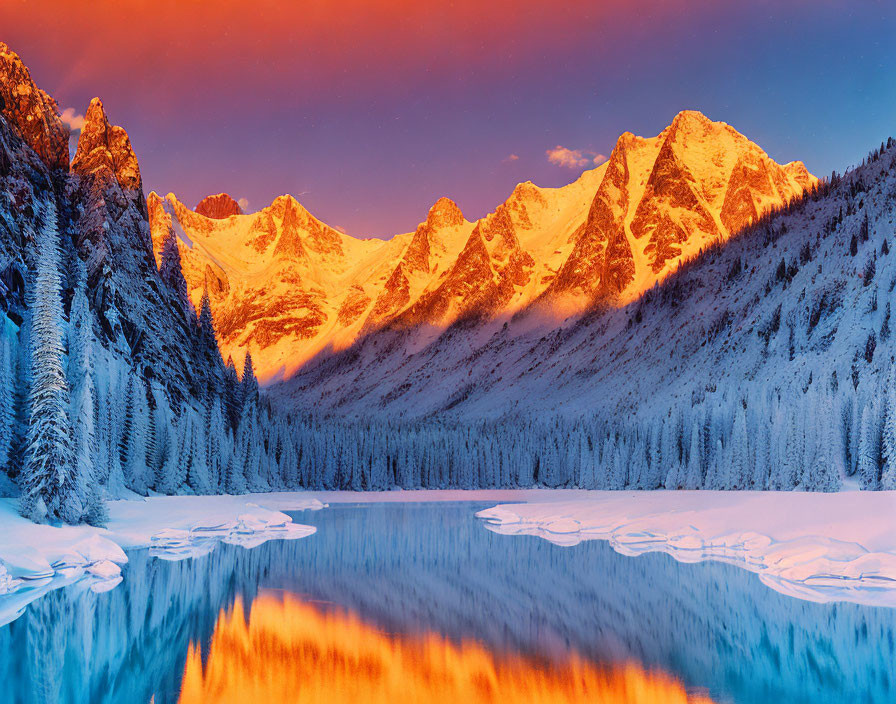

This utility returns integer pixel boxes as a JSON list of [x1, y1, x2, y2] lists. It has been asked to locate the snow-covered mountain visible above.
[[271, 139, 896, 493], [150, 111, 814, 379], [1, 43, 225, 407], [0, 42, 264, 519], [280, 141, 891, 421]]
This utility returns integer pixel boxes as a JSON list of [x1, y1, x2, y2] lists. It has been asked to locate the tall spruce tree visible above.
[[20, 200, 77, 523], [881, 370, 896, 490], [0, 330, 14, 472], [159, 227, 191, 314], [68, 260, 105, 523]]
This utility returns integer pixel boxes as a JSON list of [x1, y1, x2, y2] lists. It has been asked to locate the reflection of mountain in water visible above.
[[0, 503, 894, 704], [179, 592, 715, 704]]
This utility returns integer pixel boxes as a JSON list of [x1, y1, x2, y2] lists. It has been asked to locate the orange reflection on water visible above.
[[177, 592, 715, 704]]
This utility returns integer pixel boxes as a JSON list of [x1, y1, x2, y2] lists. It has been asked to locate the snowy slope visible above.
[[266, 140, 896, 494], [279, 141, 891, 423], [154, 111, 813, 380]]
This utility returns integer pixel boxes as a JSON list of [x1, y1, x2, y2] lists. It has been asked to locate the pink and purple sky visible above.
[[2, 1, 893, 237]]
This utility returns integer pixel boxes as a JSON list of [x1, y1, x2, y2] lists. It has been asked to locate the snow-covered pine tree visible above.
[[20, 200, 77, 523], [241, 351, 259, 409], [814, 395, 843, 492], [159, 226, 191, 315], [751, 422, 770, 489], [226, 406, 251, 494], [156, 416, 182, 495], [185, 411, 212, 494], [727, 403, 749, 490], [124, 378, 151, 495], [858, 404, 879, 489], [206, 397, 227, 492], [67, 259, 105, 523], [198, 290, 219, 361], [223, 356, 241, 430], [684, 419, 702, 489], [175, 415, 194, 493], [881, 369, 896, 490], [0, 329, 14, 472]]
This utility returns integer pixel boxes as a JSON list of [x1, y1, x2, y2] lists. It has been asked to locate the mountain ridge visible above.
[[151, 110, 815, 380]]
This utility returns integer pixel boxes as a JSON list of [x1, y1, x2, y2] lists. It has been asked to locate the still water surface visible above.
[[0, 502, 894, 703]]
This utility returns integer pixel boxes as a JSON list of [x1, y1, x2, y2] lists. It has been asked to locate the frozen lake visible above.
[[1, 501, 894, 702]]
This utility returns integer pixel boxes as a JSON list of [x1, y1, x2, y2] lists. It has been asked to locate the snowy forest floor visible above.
[[2, 489, 896, 625], [477, 490, 896, 607]]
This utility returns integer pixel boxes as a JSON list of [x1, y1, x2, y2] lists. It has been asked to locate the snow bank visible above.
[[0, 493, 323, 624], [476, 490, 896, 607]]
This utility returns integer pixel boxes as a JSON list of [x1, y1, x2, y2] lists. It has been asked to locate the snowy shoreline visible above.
[[5, 488, 896, 627], [0, 493, 324, 625], [477, 490, 896, 607]]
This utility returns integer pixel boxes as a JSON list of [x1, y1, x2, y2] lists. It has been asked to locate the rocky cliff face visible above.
[[152, 111, 815, 380], [195, 193, 243, 219], [0, 44, 225, 412], [0, 42, 69, 173], [71, 98, 142, 194]]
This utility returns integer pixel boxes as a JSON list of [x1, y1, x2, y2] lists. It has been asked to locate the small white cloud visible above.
[[237, 197, 249, 211], [546, 145, 606, 170], [503, 153, 520, 163], [333, 225, 346, 234], [60, 107, 85, 132]]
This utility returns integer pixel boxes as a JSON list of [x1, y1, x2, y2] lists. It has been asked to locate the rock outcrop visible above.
[[195, 193, 243, 219], [71, 98, 142, 194], [0, 42, 69, 172]]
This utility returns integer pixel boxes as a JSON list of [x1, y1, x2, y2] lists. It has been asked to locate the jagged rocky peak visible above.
[[273, 195, 308, 259], [510, 180, 543, 201], [784, 160, 814, 189], [195, 193, 243, 219], [270, 194, 309, 219], [71, 98, 142, 192], [505, 180, 549, 229], [668, 109, 714, 133], [0, 42, 69, 171], [426, 197, 464, 229], [664, 109, 738, 148]]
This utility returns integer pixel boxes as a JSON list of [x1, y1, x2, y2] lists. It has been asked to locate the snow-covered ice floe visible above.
[[476, 490, 896, 608], [0, 493, 323, 625]]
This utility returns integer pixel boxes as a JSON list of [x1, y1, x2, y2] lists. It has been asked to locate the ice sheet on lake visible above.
[[0, 493, 323, 624], [477, 490, 896, 607]]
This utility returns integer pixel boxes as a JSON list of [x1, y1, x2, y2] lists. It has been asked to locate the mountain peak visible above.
[[0, 42, 69, 171], [426, 197, 464, 229], [195, 193, 243, 219], [783, 160, 814, 188], [270, 194, 312, 219], [71, 97, 142, 192], [669, 109, 715, 132], [510, 180, 542, 200]]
